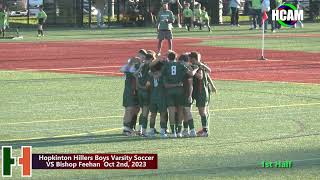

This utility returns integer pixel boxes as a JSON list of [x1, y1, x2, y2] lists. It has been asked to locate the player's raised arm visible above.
[[187, 66, 199, 77]]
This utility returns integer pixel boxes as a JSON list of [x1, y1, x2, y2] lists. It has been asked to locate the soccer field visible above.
[[0, 24, 320, 179]]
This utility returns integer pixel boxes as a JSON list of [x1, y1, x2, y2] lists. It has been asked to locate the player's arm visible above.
[[43, 11, 48, 22], [199, 63, 211, 73], [169, 11, 175, 23], [194, 69, 203, 80], [187, 77, 193, 97], [164, 82, 184, 88], [187, 66, 199, 76], [209, 77, 217, 94], [133, 63, 144, 76]]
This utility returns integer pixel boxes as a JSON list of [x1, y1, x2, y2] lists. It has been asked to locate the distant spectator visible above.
[[37, 5, 47, 37], [193, 3, 202, 29], [249, 0, 262, 30], [274, 0, 282, 30], [268, 0, 276, 32], [182, 3, 193, 31], [219, 0, 224, 24], [201, 6, 211, 31], [230, 0, 241, 27], [293, 0, 304, 28], [261, 0, 272, 32]]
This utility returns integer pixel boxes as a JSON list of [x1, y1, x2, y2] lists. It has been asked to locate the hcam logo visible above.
[[2, 146, 32, 177], [272, 3, 304, 27]]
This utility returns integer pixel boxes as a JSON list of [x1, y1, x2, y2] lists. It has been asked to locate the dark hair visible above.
[[138, 49, 147, 56], [167, 51, 177, 61], [178, 54, 189, 62], [145, 54, 154, 61], [151, 62, 163, 72], [189, 51, 199, 60]]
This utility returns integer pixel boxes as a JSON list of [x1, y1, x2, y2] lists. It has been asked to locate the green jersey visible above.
[[183, 8, 193, 18], [193, 68, 209, 98], [0, 11, 8, 27], [137, 64, 150, 90], [124, 72, 137, 96], [251, 0, 261, 9], [158, 10, 175, 30], [162, 61, 188, 86], [194, 8, 202, 19], [201, 10, 209, 21], [149, 75, 165, 103], [37, 10, 47, 19]]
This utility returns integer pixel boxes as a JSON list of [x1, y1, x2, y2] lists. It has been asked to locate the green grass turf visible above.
[[0, 71, 319, 179]]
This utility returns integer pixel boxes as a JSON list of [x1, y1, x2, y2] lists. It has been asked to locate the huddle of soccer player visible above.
[[120, 49, 216, 138]]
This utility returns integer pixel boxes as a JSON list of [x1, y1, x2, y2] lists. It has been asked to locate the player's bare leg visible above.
[[123, 107, 134, 136], [168, 106, 177, 137], [139, 106, 150, 136], [197, 106, 209, 137], [130, 106, 140, 131], [157, 39, 163, 56], [149, 112, 157, 137], [183, 107, 196, 137], [177, 14, 182, 28], [168, 39, 173, 51], [176, 106, 184, 137], [160, 111, 168, 138]]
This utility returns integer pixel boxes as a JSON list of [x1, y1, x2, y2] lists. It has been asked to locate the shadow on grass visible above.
[[0, 133, 168, 149], [1, 131, 320, 151]]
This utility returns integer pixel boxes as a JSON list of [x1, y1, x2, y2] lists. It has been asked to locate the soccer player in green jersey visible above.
[[37, 5, 47, 37], [162, 51, 198, 138], [0, 7, 8, 38], [189, 52, 215, 137], [178, 54, 198, 137], [157, 3, 175, 56], [135, 53, 154, 136], [120, 57, 141, 136], [182, 3, 193, 31], [147, 61, 168, 138]]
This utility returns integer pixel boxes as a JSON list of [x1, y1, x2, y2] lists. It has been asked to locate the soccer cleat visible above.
[[189, 129, 197, 137], [170, 132, 177, 138], [148, 128, 156, 138], [140, 128, 147, 137], [160, 128, 168, 138], [197, 129, 209, 137], [177, 132, 183, 138], [37, 34, 41, 37], [182, 129, 189, 137], [122, 126, 135, 136], [178, 24, 182, 28]]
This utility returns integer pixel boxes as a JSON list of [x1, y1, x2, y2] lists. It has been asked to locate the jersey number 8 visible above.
[[171, 66, 176, 76]]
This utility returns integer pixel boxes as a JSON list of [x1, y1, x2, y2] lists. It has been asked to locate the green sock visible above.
[[150, 119, 155, 129], [139, 114, 143, 126], [201, 116, 208, 128], [177, 125, 182, 133], [130, 114, 137, 130], [188, 119, 195, 129], [170, 125, 176, 134], [142, 116, 148, 129], [183, 121, 188, 129], [160, 121, 167, 129]]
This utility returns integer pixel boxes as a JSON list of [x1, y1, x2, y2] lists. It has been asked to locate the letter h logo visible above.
[[2, 146, 32, 177]]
